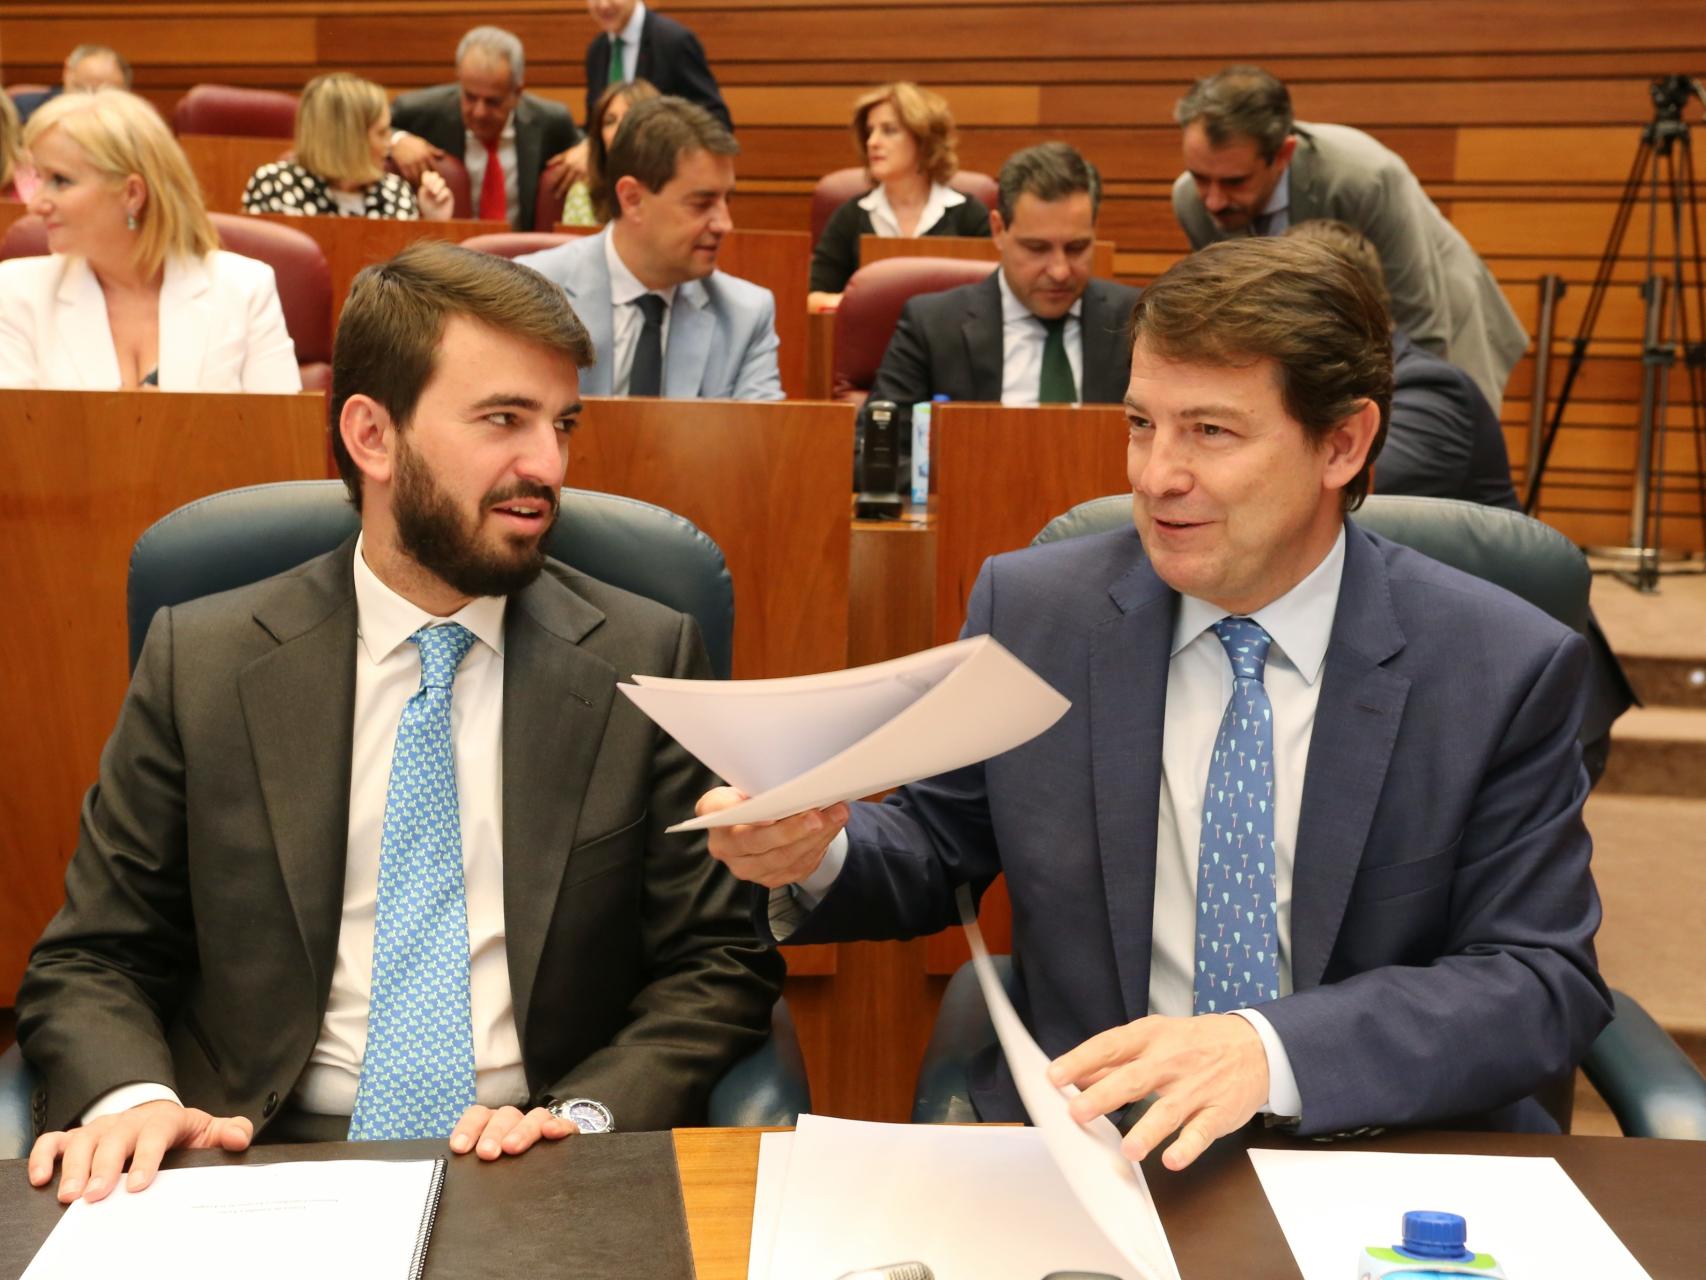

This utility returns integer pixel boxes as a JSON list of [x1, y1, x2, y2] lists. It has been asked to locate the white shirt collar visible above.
[[1262, 167, 1290, 218], [857, 181, 966, 238], [353, 531, 508, 664], [603, 226, 679, 309], [619, 1, 647, 50], [996, 263, 1083, 323], [1170, 524, 1345, 685]]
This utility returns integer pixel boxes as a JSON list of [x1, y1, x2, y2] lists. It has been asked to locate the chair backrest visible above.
[[811, 166, 999, 245], [384, 152, 473, 219], [833, 254, 994, 402], [462, 231, 578, 260], [0, 213, 332, 387], [174, 84, 298, 137], [128, 480, 736, 678], [1033, 493, 1593, 634]]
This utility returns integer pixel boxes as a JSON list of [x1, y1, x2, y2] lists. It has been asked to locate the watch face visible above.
[[562, 1099, 613, 1133]]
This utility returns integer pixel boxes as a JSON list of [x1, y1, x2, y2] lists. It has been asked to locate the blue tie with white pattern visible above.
[[349, 623, 480, 1140], [1192, 617, 1280, 1016]]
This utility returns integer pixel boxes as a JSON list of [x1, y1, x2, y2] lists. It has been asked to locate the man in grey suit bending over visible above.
[[518, 96, 782, 401], [18, 241, 783, 1204], [1170, 66, 1527, 412], [701, 236, 1609, 1172]]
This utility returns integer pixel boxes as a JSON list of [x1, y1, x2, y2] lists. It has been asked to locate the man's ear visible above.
[[340, 394, 396, 489], [988, 208, 1008, 251], [1273, 134, 1299, 174], [1321, 398, 1381, 495], [614, 174, 645, 220]]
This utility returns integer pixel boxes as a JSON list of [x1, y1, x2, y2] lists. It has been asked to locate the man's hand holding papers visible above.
[[1048, 1013, 1269, 1172], [696, 789, 848, 888]]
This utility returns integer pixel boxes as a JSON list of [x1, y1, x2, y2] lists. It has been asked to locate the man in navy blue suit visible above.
[[699, 236, 1611, 1171]]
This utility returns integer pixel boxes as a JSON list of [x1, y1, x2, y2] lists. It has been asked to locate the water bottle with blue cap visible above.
[[1357, 1210, 1507, 1278]]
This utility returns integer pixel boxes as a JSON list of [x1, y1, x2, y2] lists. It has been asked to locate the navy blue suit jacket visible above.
[[585, 10, 731, 130], [1381, 331, 1520, 509], [773, 522, 1611, 1135]]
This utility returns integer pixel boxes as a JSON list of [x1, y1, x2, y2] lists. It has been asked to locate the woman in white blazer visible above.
[[0, 89, 300, 392]]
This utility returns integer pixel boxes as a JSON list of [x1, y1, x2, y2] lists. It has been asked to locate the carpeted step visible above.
[[1599, 706, 1706, 796]]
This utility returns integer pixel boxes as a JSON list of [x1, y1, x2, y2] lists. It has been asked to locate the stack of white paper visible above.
[[619, 635, 1070, 831]]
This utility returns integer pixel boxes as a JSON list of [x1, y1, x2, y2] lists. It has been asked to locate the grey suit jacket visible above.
[[388, 84, 582, 231], [1172, 122, 1529, 411], [773, 523, 1611, 1135], [868, 272, 1142, 406], [17, 540, 783, 1135], [517, 227, 783, 400]]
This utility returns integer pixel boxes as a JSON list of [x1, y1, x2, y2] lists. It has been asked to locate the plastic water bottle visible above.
[[910, 394, 947, 505], [1357, 1210, 1507, 1279]]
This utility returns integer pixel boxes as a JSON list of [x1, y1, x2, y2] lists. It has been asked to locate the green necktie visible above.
[[1039, 316, 1077, 404], [609, 35, 626, 85]]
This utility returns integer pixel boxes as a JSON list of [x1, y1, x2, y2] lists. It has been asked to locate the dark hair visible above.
[[1128, 237, 1392, 510], [330, 240, 594, 510], [587, 77, 661, 221], [67, 44, 133, 89], [996, 141, 1101, 224], [1174, 65, 1293, 162], [1285, 218, 1391, 316], [605, 95, 738, 213]]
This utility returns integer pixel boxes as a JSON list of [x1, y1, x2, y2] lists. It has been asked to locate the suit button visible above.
[[263, 1091, 279, 1117]]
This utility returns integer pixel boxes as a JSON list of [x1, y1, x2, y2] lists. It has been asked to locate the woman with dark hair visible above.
[[561, 77, 659, 227], [807, 82, 990, 312]]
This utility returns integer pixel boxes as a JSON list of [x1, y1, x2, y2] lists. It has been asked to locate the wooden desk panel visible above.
[[569, 398, 853, 682], [707, 229, 810, 401], [675, 1126, 1706, 1280], [861, 233, 1118, 279], [0, 390, 329, 999], [0, 200, 27, 239], [179, 134, 294, 214]]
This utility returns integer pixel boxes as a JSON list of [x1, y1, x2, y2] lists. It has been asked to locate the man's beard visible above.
[[392, 435, 559, 599]]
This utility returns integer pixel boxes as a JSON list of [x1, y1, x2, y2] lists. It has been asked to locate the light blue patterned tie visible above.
[[349, 623, 479, 1140], [1192, 617, 1280, 1015]]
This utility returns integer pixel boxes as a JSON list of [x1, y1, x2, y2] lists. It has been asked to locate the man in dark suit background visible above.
[[18, 240, 782, 1205], [702, 236, 1610, 1172], [584, 0, 731, 130], [868, 142, 1141, 407], [12, 44, 131, 122], [390, 26, 581, 230]]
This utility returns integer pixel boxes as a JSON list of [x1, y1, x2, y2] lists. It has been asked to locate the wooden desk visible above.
[[674, 1126, 1706, 1280], [0, 390, 330, 1000], [179, 134, 293, 214], [707, 228, 810, 401], [861, 233, 1119, 279], [0, 200, 26, 239]]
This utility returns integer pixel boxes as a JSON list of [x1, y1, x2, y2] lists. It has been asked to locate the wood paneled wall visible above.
[[5, 2, 1704, 548]]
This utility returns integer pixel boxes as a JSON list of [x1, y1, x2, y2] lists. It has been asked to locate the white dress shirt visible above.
[[605, 229, 678, 395], [858, 181, 967, 239], [607, 1, 648, 83], [85, 536, 528, 1124], [464, 116, 520, 227], [997, 268, 1083, 407], [779, 530, 1348, 1120]]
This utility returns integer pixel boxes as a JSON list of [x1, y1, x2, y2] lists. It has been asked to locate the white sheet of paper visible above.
[[23, 1159, 442, 1280], [1247, 1148, 1653, 1280], [764, 1115, 1145, 1280], [959, 891, 1181, 1280], [746, 1130, 794, 1280], [619, 635, 1070, 831]]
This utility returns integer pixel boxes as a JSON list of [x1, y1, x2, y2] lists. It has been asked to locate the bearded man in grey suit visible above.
[[518, 96, 782, 401], [17, 240, 782, 1206], [1170, 66, 1527, 412]]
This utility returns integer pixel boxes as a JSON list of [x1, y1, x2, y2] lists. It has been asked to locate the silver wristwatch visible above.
[[545, 1096, 614, 1133]]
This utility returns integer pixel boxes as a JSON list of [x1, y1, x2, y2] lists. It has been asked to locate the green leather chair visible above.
[[912, 494, 1706, 1139], [1, 480, 809, 1157]]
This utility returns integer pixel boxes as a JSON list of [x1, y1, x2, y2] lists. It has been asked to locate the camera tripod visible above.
[[1524, 75, 1706, 591]]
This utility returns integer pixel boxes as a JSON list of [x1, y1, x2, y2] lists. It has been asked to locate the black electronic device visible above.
[[854, 398, 909, 518]]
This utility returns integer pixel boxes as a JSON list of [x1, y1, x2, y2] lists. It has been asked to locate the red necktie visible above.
[[479, 142, 506, 223]]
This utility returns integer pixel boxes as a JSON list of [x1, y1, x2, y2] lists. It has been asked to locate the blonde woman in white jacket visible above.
[[0, 89, 299, 392]]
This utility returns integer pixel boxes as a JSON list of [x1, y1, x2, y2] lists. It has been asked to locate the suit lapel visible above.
[[156, 254, 212, 389], [238, 543, 360, 1004], [663, 280, 712, 397], [54, 257, 122, 387], [1285, 126, 1324, 225], [1289, 524, 1409, 991], [961, 273, 1004, 401], [562, 232, 616, 395], [1091, 552, 1176, 1020], [1079, 280, 1126, 404], [634, 13, 656, 81], [513, 97, 542, 230], [500, 571, 617, 1044]]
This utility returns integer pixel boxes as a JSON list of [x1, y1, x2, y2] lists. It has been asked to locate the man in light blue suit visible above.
[[700, 237, 1610, 1172], [517, 96, 781, 401]]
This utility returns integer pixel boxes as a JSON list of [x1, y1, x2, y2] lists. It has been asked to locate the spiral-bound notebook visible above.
[[20, 1158, 446, 1279]]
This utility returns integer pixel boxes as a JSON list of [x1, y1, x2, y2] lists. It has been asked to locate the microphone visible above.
[[834, 1265, 934, 1280], [853, 398, 907, 518]]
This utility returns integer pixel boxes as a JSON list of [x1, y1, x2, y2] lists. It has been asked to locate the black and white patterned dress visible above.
[[241, 161, 422, 220]]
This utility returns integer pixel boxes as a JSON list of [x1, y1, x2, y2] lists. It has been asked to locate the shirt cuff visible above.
[[1229, 1007, 1301, 1120], [80, 1082, 183, 1126], [765, 830, 849, 941]]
